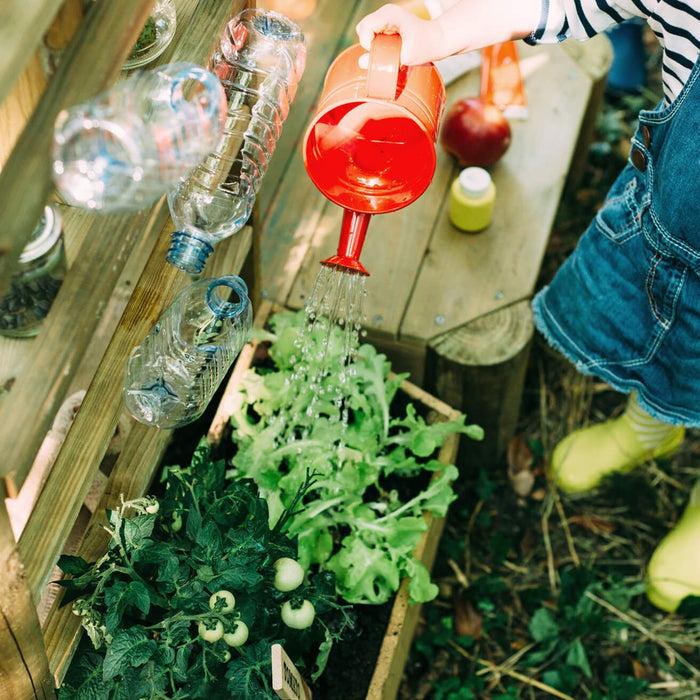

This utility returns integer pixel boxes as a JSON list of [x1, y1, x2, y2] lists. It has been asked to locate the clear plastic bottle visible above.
[[0, 205, 66, 338], [449, 166, 496, 232], [123, 275, 252, 429], [123, 0, 178, 71], [52, 62, 227, 213], [166, 9, 306, 274]]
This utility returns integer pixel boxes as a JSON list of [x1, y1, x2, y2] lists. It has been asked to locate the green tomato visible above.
[[223, 620, 249, 647], [281, 599, 315, 630], [170, 512, 183, 532], [273, 557, 305, 592], [198, 620, 224, 643], [209, 589, 236, 613]]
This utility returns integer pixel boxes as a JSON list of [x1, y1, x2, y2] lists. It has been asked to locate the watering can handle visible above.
[[366, 33, 401, 100]]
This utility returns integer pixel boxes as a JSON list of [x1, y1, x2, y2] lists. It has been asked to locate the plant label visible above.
[[271, 643, 312, 700]]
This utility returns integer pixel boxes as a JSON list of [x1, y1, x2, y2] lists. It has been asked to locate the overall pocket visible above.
[[594, 164, 646, 245]]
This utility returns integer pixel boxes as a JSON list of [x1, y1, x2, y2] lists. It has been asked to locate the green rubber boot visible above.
[[548, 412, 685, 495], [646, 481, 700, 612]]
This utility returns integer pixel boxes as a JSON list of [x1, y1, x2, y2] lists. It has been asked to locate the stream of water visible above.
[[281, 264, 367, 450]]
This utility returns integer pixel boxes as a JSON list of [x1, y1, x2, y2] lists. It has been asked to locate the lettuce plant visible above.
[[227, 310, 483, 605]]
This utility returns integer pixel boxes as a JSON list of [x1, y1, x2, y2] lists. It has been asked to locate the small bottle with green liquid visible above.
[[448, 166, 496, 233]]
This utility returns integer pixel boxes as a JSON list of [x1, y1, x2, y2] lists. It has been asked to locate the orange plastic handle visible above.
[[366, 33, 401, 100]]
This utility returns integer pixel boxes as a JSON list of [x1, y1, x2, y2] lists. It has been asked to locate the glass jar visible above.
[[0, 205, 66, 338], [123, 0, 178, 71]]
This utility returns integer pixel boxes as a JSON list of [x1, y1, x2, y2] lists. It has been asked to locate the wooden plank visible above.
[[43, 423, 174, 684], [256, 0, 363, 224], [0, 487, 55, 700], [0, 202, 170, 492], [0, 50, 47, 166], [257, 0, 364, 304], [18, 212, 253, 602], [0, 0, 60, 108], [401, 42, 593, 341], [42, 226, 253, 684], [0, 0, 156, 302], [17, 217, 183, 603], [0, 0, 247, 479]]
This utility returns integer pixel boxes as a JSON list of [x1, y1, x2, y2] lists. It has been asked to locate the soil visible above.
[[309, 601, 394, 699]]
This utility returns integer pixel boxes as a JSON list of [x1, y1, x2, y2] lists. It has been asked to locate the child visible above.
[[356, 0, 700, 613]]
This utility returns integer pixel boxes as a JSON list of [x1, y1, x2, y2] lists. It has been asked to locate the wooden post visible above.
[[425, 300, 534, 470], [0, 485, 55, 699]]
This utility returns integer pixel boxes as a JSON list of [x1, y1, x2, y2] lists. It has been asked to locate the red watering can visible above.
[[303, 33, 445, 275]]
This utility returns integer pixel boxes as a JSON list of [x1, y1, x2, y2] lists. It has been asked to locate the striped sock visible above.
[[625, 392, 676, 450]]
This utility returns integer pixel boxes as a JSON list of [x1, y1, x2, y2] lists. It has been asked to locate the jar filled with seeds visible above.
[[0, 205, 66, 338]]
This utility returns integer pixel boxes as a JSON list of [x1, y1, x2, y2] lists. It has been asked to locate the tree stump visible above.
[[425, 300, 534, 470]]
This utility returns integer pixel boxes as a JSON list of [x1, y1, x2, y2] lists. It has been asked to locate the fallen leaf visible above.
[[569, 513, 617, 534], [453, 591, 483, 639], [519, 528, 538, 556], [632, 659, 656, 680], [507, 435, 536, 497]]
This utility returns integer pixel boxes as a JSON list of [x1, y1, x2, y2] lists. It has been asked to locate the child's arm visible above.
[[356, 0, 543, 65]]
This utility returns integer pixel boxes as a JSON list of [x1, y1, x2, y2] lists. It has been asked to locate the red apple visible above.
[[440, 97, 511, 168]]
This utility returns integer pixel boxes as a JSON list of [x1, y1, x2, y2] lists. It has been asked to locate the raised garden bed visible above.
[[56, 301, 477, 699]]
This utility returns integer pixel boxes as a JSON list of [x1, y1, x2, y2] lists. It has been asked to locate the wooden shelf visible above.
[[0, 1, 254, 696]]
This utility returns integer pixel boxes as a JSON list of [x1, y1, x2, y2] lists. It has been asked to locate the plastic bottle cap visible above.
[[458, 167, 491, 198], [19, 206, 62, 264]]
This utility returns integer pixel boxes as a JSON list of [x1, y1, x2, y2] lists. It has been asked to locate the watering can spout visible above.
[[321, 209, 371, 275]]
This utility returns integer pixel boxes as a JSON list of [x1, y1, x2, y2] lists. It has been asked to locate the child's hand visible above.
[[356, 3, 443, 65]]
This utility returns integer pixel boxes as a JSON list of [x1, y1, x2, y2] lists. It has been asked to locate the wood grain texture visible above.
[[426, 300, 534, 466], [0, 0, 156, 302], [0, 51, 47, 166], [0, 487, 55, 700], [0, 202, 170, 491], [401, 42, 592, 342], [0, 0, 60, 108], [257, 0, 364, 304]]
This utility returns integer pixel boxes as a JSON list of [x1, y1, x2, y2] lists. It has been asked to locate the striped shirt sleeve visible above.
[[524, 0, 640, 44]]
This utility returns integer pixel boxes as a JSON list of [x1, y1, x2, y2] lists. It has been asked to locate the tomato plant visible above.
[[281, 599, 316, 630], [223, 620, 249, 647], [57, 450, 353, 699], [198, 620, 224, 643], [273, 557, 305, 592], [209, 590, 236, 613]]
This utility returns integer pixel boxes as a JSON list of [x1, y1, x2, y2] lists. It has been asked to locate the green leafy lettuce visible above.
[[227, 309, 483, 605]]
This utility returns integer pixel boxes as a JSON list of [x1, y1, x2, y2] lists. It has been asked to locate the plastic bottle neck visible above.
[[167, 231, 215, 274], [206, 275, 250, 318]]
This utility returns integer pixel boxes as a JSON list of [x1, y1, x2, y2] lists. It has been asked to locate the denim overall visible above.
[[532, 55, 700, 426]]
